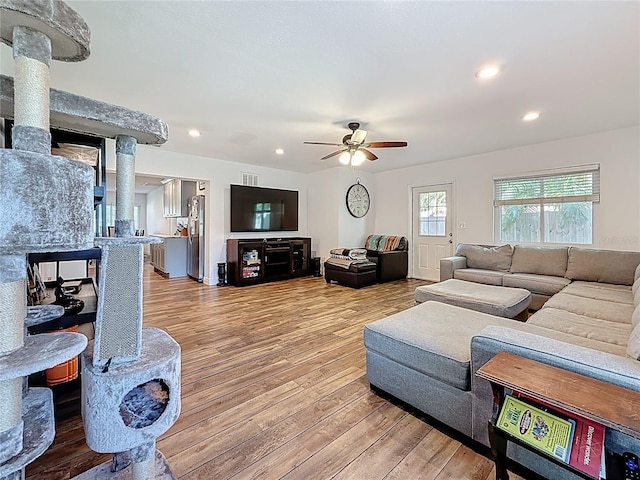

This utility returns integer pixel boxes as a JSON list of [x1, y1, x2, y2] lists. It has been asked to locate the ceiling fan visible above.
[[304, 122, 407, 165]]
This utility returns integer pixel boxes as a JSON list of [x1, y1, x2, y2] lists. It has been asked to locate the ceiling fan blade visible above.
[[304, 141, 344, 146], [320, 149, 347, 160], [350, 129, 367, 145], [360, 148, 378, 161], [364, 141, 408, 148]]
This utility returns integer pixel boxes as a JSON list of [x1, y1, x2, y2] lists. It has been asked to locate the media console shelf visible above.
[[226, 237, 312, 286]]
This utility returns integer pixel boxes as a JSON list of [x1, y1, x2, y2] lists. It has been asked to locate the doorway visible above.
[[411, 183, 454, 281]]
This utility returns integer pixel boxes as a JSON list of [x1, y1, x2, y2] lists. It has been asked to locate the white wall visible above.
[[146, 186, 172, 235], [374, 126, 640, 255], [105, 191, 148, 234], [307, 167, 376, 262], [105, 141, 309, 285], [103, 126, 639, 284]]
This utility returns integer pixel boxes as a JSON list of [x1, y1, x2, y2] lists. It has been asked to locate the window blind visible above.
[[494, 166, 600, 206]]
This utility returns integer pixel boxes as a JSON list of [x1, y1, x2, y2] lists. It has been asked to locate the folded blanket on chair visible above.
[[329, 248, 368, 260], [325, 257, 371, 269]]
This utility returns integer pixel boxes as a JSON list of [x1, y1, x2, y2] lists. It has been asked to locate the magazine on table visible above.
[[513, 392, 606, 479], [497, 395, 576, 463]]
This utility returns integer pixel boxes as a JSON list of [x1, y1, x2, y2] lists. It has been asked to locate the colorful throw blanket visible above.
[[365, 235, 408, 252]]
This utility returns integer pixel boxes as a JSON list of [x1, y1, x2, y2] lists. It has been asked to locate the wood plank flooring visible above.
[[26, 267, 527, 480]]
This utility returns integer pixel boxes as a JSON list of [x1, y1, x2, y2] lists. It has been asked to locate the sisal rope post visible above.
[[115, 135, 138, 237], [12, 26, 51, 133], [0, 280, 25, 355]]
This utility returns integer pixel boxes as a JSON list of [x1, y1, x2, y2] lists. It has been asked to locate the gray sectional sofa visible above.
[[364, 244, 640, 479]]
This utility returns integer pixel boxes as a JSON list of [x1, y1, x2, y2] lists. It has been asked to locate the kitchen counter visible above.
[[149, 235, 187, 278]]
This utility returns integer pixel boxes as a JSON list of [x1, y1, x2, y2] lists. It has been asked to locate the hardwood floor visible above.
[[26, 267, 527, 480]]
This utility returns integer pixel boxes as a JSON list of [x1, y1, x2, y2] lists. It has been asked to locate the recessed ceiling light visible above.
[[275, 148, 285, 155], [522, 111, 540, 122], [475, 65, 500, 79], [188, 129, 201, 137]]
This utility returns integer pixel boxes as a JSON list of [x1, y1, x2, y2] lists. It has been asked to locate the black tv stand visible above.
[[226, 237, 312, 286]]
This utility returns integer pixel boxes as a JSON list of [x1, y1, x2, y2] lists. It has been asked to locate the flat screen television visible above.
[[230, 184, 299, 232]]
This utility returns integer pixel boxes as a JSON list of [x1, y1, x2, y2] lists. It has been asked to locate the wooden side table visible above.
[[476, 352, 640, 480]]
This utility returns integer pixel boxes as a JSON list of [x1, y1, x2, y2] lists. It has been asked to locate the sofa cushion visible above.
[[636, 263, 640, 282], [454, 268, 505, 286], [565, 247, 640, 286], [527, 308, 633, 347], [363, 301, 517, 391], [633, 277, 640, 296], [455, 244, 513, 272], [510, 245, 568, 277], [475, 323, 628, 357], [503, 273, 570, 296], [633, 305, 640, 329], [543, 292, 635, 324], [561, 281, 634, 305], [628, 322, 640, 360]]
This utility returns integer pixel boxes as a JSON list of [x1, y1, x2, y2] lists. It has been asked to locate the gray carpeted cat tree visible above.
[[0, 1, 180, 479]]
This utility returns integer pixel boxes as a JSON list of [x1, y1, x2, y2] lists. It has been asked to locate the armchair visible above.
[[364, 235, 408, 283]]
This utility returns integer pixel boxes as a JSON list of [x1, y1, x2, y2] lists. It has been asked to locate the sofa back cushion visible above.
[[633, 305, 640, 328], [510, 245, 568, 277], [455, 243, 513, 272], [365, 234, 407, 252], [628, 321, 640, 360], [565, 247, 640, 285]]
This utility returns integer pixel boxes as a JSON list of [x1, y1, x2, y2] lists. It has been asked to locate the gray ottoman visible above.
[[415, 279, 531, 320]]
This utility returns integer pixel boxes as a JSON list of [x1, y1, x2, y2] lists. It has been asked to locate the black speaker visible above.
[[312, 257, 321, 277], [217, 262, 227, 286]]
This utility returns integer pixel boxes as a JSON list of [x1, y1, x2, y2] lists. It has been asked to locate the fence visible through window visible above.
[[494, 165, 598, 245], [419, 191, 447, 236]]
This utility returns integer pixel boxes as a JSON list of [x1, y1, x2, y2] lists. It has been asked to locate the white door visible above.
[[412, 184, 454, 281]]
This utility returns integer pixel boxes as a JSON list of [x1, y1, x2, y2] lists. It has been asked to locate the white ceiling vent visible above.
[[242, 172, 259, 186]]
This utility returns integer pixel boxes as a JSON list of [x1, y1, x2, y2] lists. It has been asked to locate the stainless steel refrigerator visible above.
[[187, 195, 205, 281]]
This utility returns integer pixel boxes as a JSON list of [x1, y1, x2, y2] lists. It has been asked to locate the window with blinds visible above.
[[494, 165, 599, 245]]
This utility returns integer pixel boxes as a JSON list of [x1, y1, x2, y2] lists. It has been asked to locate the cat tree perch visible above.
[[0, 1, 180, 479]]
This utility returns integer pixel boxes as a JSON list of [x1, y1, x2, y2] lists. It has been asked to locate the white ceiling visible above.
[[2, 1, 639, 174]]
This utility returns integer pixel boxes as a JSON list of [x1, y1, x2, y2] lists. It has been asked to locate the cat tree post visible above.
[[0, 2, 91, 478], [115, 135, 137, 238], [1, 2, 178, 478]]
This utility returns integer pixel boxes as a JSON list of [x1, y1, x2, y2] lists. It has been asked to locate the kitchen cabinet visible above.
[[150, 236, 188, 278], [163, 180, 196, 217]]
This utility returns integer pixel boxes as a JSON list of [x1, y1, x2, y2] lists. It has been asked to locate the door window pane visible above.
[[419, 191, 446, 236]]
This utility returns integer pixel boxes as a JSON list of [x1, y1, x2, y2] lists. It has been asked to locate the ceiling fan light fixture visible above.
[[339, 151, 351, 165], [351, 150, 366, 166], [475, 65, 500, 79]]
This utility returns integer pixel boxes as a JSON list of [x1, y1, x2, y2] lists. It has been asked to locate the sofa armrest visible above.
[[440, 255, 467, 282], [470, 325, 640, 448]]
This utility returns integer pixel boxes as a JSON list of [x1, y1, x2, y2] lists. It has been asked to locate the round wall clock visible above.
[[346, 180, 370, 218]]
